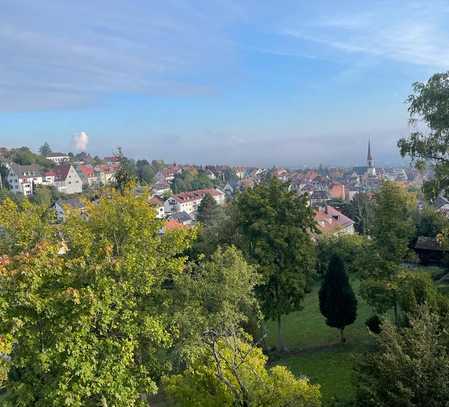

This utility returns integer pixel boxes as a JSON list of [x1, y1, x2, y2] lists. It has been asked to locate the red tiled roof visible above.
[[164, 219, 185, 231], [174, 188, 222, 203], [314, 205, 354, 235], [45, 170, 57, 177], [78, 165, 95, 177], [53, 165, 71, 181]]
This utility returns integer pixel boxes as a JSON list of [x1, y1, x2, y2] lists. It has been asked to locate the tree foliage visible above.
[[355, 306, 449, 407], [316, 234, 369, 276], [136, 160, 155, 185], [170, 246, 261, 364], [164, 335, 321, 407], [234, 177, 317, 350], [196, 193, 219, 224], [360, 182, 416, 319], [114, 148, 137, 193], [4, 147, 54, 170], [39, 142, 52, 157], [398, 71, 449, 199], [319, 255, 357, 342], [171, 170, 215, 194], [0, 190, 194, 406]]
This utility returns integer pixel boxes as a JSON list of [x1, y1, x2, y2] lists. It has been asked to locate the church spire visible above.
[[367, 139, 373, 168]]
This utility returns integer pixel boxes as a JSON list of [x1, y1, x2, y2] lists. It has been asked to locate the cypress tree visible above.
[[319, 254, 357, 343]]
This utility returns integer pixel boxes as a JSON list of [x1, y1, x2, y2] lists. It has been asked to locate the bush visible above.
[[365, 315, 382, 334]]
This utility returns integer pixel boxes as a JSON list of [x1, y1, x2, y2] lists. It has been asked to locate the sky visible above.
[[1, 0, 448, 167]]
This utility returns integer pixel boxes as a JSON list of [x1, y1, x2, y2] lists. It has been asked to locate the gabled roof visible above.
[[78, 165, 95, 178], [149, 196, 165, 206], [173, 188, 223, 204], [53, 165, 72, 181], [169, 211, 193, 223], [8, 162, 42, 177], [314, 205, 354, 235]]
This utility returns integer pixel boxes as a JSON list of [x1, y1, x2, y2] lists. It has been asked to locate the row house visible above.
[[164, 188, 225, 215]]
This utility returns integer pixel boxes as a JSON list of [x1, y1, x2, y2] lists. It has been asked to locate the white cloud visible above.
[[283, 2, 449, 69], [73, 132, 89, 151]]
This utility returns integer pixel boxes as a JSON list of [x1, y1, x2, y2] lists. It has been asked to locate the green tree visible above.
[[316, 234, 369, 276], [398, 71, 449, 199], [190, 205, 239, 259], [319, 255, 357, 343], [136, 160, 155, 185], [171, 170, 214, 194], [355, 306, 449, 407], [39, 142, 52, 157], [235, 177, 317, 351], [196, 193, 219, 224], [164, 335, 321, 407], [30, 185, 53, 207], [348, 193, 374, 235], [360, 182, 416, 322], [0, 163, 10, 189], [171, 246, 261, 364], [114, 148, 137, 193], [414, 206, 448, 238], [0, 190, 194, 406]]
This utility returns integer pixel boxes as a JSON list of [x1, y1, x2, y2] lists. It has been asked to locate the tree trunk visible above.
[[340, 328, 346, 344], [277, 314, 284, 352], [101, 396, 108, 407]]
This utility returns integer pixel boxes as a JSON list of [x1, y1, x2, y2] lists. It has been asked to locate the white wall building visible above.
[[46, 153, 70, 165], [164, 188, 225, 215], [53, 165, 83, 194], [5, 163, 43, 196]]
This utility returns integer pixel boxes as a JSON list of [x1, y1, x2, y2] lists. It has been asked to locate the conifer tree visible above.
[[196, 192, 219, 224], [319, 254, 357, 343]]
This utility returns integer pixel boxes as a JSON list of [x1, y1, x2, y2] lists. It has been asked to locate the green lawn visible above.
[[266, 279, 375, 404]]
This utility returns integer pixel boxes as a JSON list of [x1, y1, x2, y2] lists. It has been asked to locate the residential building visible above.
[[77, 164, 97, 186], [314, 205, 355, 236], [6, 163, 42, 196], [152, 180, 171, 196], [53, 198, 85, 222], [164, 188, 225, 215], [328, 183, 346, 200], [310, 190, 329, 207], [149, 196, 165, 219], [53, 165, 83, 194], [168, 211, 194, 226], [46, 152, 70, 164]]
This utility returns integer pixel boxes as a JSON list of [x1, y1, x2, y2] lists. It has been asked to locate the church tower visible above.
[[367, 139, 376, 176]]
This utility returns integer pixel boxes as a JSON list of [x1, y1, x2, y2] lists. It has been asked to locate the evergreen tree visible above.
[[39, 141, 52, 157], [319, 255, 357, 343], [196, 193, 218, 224]]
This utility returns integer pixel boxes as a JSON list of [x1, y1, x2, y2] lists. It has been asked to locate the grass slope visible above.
[[266, 279, 374, 404]]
